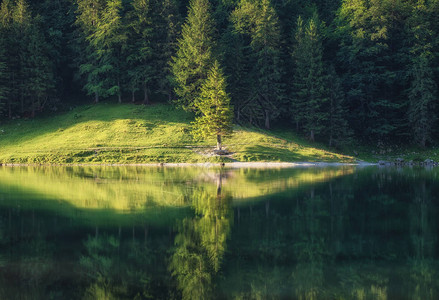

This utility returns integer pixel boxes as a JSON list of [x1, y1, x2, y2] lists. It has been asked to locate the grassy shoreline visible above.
[[0, 102, 356, 164], [1, 102, 437, 165], [0, 161, 374, 168]]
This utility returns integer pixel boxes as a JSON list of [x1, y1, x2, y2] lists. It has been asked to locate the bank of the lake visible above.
[[0, 103, 355, 164], [1, 102, 437, 165]]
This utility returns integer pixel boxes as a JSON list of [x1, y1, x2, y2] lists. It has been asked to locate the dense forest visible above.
[[0, 0, 438, 147]]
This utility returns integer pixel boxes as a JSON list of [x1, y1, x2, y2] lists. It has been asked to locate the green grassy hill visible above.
[[0, 103, 354, 164]]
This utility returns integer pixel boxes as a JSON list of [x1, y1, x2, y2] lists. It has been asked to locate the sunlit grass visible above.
[[0, 103, 354, 163]]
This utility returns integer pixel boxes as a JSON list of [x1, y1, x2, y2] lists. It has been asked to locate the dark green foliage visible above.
[[0, 0, 55, 119], [125, 0, 154, 103], [150, 0, 182, 101], [193, 61, 233, 150], [408, 56, 437, 147], [292, 14, 328, 142], [327, 66, 351, 146], [335, 0, 411, 140], [230, 0, 284, 129], [77, 0, 126, 103], [75, 0, 106, 103], [171, 0, 216, 111], [0, 57, 6, 119], [0, 0, 438, 148]]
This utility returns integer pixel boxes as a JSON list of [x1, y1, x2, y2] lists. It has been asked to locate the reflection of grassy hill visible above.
[[0, 103, 353, 163], [0, 166, 354, 224]]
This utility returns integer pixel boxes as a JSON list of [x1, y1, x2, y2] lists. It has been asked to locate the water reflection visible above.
[[170, 172, 233, 299], [0, 166, 437, 299]]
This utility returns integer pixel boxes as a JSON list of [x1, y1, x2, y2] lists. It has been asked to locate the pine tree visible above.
[[90, 0, 127, 103], [13, 0, 32, 114], [405, 0, 437, 147], [75, 0, 105, 103], [408, 56, 436, 147], [126, 0, 153, 103], [150, 0, 181, 101], [37, 0, 76, 97], [220, 24, 252, 123], [24, 19, 55, 117], [327, 66, 350, 146], [230, 0, 283, 129], [251, 0, 284, 129], [291, 15, 306, 130], [292, 14, 328, 142], [0, 0, 12, 118], [193, 61, 233, 150], [335, 0, 410, 140], [171, 0, 216, 111], [0, 49, 6, 119]]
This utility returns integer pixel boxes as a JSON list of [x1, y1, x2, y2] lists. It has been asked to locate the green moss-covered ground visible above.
[[0, 102, 355, 164]]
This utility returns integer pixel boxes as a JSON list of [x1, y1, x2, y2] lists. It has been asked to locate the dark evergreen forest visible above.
[[0, 0, 438, 147]]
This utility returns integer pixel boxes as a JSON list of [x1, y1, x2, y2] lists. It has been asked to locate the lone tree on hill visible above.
[[193, 61, 233, 151]]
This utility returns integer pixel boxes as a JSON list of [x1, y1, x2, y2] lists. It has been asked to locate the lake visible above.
[[0, 165, 437, 299]]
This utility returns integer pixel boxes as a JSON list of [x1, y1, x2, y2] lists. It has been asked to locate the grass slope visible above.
[[0, 103, 354, 164]]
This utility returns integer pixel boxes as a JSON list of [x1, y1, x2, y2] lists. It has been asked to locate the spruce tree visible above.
[[327, 66, 350, 146], [150, 0, 181, 101], [251, 0, 284, 129], [24, 20, 55, 117], [408, 56, 436, 147], [291, 15, 306, 131], [230, 0, 283, 129], [193, 61, 233, 150], [405, 0, 437, 146], [336, 0, 410, 140], [13, 0, 32, 114], [75, 0, 105, 103], [292, 14, 328, 142], [0, 52, 6, 119], [171, 0, 216, 111], [126, 0, 153, 103], [0, 0, 12, 118], [90, 0, 127, 103], [220, 24, 252, 123]]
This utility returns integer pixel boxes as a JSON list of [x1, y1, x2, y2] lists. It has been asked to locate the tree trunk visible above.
[[118, 80, 122, 103], [31, 98, 35, 118], [143, 84, 149, 105], [94, 92, 99, 104], [168, 88, 172, 102], [132, 90, 135, 103], [217, 134, 222, 150], [265, 110, 270, 129], [420, 136, 426, 148], [310, 130, 315, 142]]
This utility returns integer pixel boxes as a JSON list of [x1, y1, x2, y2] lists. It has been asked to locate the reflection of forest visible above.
[[0, 168, 438, 299]]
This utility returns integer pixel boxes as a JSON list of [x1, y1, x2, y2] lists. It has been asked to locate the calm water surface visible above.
[[0, 165, 438, 299]]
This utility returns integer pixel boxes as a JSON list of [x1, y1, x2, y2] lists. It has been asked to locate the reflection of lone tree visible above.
[[169, 171, 233, 299], [192, 61, 233, 151]]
